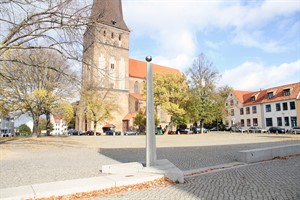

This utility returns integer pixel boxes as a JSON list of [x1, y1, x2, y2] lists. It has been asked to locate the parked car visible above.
[[268, 127, 286, 134], [247, 127, 267, 133], [85, 130, 101, 136], [68, 129, 78, 135], [291, 126, 300, 134], [231, 126, 247, 133], [105, 130, 121, 136], [193, 127, 208, 133], [124, 130, 138, 135], [176, 128, 190, 134]]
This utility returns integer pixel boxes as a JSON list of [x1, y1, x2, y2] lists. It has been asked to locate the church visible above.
[[76, 0, 179, 133]]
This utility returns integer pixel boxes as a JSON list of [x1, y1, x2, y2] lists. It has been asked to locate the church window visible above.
[[111, 32, 114, 39], [134, 81, 139, 94], [135, 101, 139, 111], [103, 30, 106, 36], [111, 63, 114, 69], [119, 34, 122, 41]]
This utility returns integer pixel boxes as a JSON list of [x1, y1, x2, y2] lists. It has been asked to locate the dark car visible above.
[[176, 128, 190, 134], [105, 130, 121, 136], [193, 127, 208, 133], [86, 130, 101, 136], [68, 129, 78, 135], [268, 127, 285, 134]]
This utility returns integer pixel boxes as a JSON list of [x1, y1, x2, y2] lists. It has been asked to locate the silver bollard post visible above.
[[145, 56, 157, 167]]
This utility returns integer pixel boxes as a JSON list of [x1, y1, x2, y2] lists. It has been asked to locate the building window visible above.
[[251, 96, 255, 101], [111, 32, 114, 39], [265, 104, 271, 112], [134, 81, 139, 94], [276, 103, 281, 111], [267, 92, 273, 99], [231, 109, 234, 116], [246, 107, 250, 114], [241, 119, 245, 127], [225, 102, 228, 107], [283, 89, 290, 96], [253, 118, 258, 126], [277, 117, 282, 126], [290, 101, 295, 110], [103, 30, 106, 36], [252, 106, 257, 114], [247, 119, 251, 127], [291, 117, 297, 127], [240, 108, 244, 115], [282, 102, 288, 110], [284, 117, 289, 126], [119, 34, 122, 41], [266, 118, 273, 127], [111, 63, 115, 69], [230, 100, 234, 106]]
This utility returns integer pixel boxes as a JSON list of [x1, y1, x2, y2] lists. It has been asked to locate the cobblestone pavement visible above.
[[1, 133, 300, 199], [90, 156, 300, 200]]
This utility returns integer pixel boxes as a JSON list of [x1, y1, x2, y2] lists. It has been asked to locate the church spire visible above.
[[91, 0, 129, 32]]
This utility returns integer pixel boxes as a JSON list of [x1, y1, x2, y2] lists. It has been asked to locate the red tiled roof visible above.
[[130, 93, 145, 100], [232, 90, 253, 102], [233, 82, 300, 105], [123, 112, 137, 120], [129, 59, 180, 79], [102, 124, 115, 128]]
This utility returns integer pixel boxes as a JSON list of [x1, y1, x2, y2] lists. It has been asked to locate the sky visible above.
[[122, 0, 300, 91]]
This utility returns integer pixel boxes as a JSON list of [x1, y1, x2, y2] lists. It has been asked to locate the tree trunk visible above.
[[32, 116, 40, 137], [200, 119, 204, 134], [46, 111, 51, 136], [164, 121, 173, 135]]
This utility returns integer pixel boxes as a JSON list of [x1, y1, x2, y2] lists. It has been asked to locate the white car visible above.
[[291, 126, 300, 134]]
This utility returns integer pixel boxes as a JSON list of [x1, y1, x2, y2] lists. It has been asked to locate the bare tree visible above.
[[187, 53, 220, 132]]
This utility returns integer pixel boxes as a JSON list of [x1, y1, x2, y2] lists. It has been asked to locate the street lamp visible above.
[[145, 56, 157, 167]]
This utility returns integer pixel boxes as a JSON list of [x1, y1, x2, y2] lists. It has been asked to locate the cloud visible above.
[[123, 0, 299, 71], [219, 60, 300, 91]]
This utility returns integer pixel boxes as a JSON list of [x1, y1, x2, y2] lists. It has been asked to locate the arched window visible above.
[[134, 81, 139, 94]]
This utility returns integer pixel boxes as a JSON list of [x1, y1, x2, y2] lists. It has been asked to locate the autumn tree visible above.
[[0, 49, 77, 136], [79, 85, 119, 136], [148, 72, 189, 134], [187, 53, 220, 133]]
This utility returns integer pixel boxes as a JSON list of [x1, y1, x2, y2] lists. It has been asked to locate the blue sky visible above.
[[122, 0, 300, 91]]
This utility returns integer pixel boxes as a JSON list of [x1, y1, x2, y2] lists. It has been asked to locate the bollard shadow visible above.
[[98, 139, 300, 199]]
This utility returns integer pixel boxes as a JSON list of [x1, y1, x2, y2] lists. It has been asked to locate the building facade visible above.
[[76, 0, 179, 132], [226, 82, 300, 130], [50, 115, 68, 136]]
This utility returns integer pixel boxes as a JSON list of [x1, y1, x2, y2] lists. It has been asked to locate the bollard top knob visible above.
[[145, 56, 152, 62]]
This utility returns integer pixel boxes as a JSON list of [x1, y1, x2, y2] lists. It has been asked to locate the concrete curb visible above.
[[0, 173, 163, 200], [237, 144, 300, 163]]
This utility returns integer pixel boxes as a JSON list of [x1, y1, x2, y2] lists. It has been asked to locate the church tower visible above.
[[78, 0, 130, 132]]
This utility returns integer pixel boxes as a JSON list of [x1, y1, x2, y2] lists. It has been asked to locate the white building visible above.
[[50, 115, 68, 135], [226, 82, 300, 130]]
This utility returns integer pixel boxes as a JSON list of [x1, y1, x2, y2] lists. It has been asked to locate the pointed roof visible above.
[[129, 59, 180, 79], [91, 0, 129, 32], [130, 93, 145, 100], [232, 90, 252, 102]]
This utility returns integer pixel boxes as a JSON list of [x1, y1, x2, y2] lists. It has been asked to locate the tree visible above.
[[18, 124, 31, 136], [0, 0, 95, 79], [148, 72, 189, 134], [187, 53, 220, 133], [133, 109, 160, 134], [0, 49, 77, 136], [38, 118, 53, 133], [79, 86, 119, 136]]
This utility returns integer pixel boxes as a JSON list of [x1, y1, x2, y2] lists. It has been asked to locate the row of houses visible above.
[[225, 82, 300, 130], [0, 114, 67, 136]]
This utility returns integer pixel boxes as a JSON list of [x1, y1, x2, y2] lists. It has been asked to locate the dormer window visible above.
[[283, 89, 290, 96], [267, 92, 273, 99], [251, 96, 255, 101]]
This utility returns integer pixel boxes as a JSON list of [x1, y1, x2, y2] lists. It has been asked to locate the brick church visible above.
[[76, 0, 179, 132]]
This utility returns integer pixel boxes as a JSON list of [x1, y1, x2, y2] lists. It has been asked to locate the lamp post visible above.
[[145, 56, 157, 167]]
